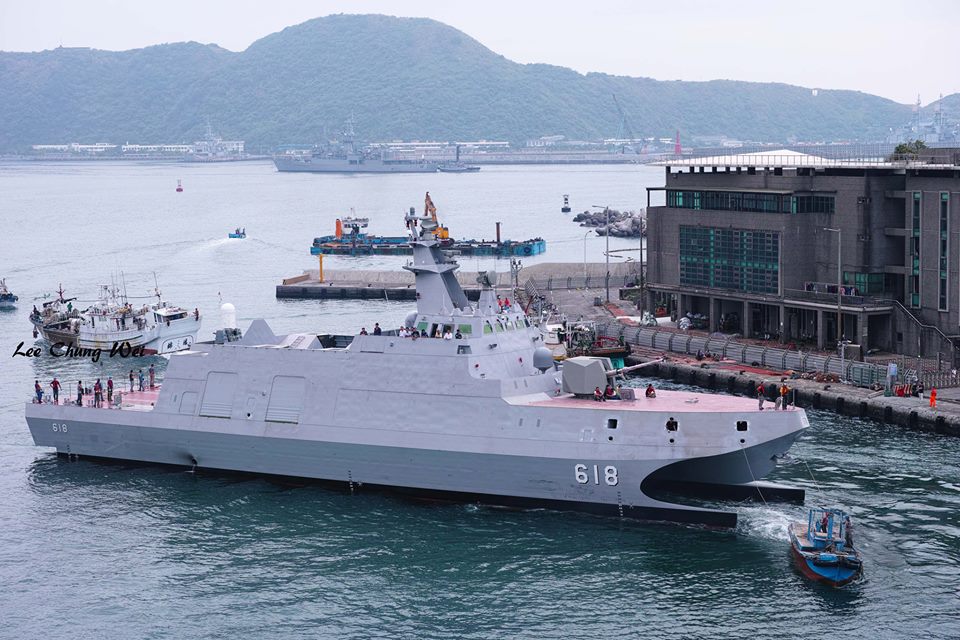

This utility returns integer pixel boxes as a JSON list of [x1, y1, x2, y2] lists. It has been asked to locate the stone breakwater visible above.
[[572, 209, 645, 237], [630, 357, 960, 437]]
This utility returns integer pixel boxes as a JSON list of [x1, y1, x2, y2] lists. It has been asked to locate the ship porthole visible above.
[[608, 436, 613, 442], [739, 438, 746, 444], [669, 438, 675, 444]]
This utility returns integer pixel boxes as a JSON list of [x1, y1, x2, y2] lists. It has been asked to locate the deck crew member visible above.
[[645, 384, 656, 398], [455, 329, 463, 339], [107, 377, 114, 404], [757, 383, 766, 410], [149, 365, 155, 389], [138, 370, 145, 392], [780, 383, 790, 410], [34, 380, 43, 404], [51, 377, 60, 404], [373, 323, 382, 336], [77, 380, 84, 406], [594, 387, 605, 402]]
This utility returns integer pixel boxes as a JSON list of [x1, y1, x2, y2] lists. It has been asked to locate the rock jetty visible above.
[[572, 209, 645, 237]]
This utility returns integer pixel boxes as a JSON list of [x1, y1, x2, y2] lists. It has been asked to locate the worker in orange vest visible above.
[[930, 387, 937, 408]]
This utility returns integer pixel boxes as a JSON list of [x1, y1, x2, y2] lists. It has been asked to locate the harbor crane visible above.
[[612, 94, 646, 155]]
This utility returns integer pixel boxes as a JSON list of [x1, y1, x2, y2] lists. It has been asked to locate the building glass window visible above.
[[679, 226, 780, 294], [666, 190, 833, 215], [942, 192, 950, 311], [910, 192, 922, 308], [843, 272, 887, 295]]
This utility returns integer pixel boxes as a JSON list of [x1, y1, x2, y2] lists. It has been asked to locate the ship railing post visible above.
[[318, 254, 324, 283]]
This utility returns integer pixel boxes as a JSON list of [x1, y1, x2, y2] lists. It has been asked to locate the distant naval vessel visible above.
[[25, 197, 807, 526], [273, 120, 438, 174]]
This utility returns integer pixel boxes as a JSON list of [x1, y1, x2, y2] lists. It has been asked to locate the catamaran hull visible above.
[[23, 405, 802, 527]]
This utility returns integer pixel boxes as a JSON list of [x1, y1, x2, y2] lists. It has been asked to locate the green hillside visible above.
[[0, 14, 926, 151]]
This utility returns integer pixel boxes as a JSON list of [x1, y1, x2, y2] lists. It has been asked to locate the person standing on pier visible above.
[[149, 365, 155, 389], [51, 377, 60, 404]]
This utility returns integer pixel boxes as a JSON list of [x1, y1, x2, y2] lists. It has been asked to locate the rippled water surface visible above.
[[1, 162, 958, 639]]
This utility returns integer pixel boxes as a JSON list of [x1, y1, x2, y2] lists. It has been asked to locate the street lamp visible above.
[[582, 230, 592, 278], [593, 205, 611, 303]]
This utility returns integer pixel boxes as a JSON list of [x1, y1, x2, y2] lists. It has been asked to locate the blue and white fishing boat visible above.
[[789, 507, 863, 587], [0, 278, 18, 309], [228, 227, 246, 239]]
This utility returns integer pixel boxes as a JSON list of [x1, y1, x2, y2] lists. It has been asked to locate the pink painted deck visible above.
[[42, 386, 161, 411], [527, 388, 797, 413]]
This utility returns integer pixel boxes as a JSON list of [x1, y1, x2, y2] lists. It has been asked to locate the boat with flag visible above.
[[789, 507, 863, 587]]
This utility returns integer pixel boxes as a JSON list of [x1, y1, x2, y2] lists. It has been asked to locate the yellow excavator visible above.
[[424, 191, 450, 239]]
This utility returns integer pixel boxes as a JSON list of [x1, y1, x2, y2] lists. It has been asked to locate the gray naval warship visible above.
[[25, 204, 807, 527], [273, 120, 438, 174]]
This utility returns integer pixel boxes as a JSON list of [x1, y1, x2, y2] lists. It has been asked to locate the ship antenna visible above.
[[153, 271, 162, 304]]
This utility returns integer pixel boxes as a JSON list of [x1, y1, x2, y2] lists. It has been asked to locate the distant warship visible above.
[[274, 120, 438, 174], [25, 195, 806, 526]]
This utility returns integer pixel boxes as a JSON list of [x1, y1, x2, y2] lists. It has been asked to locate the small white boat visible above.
[[0, 278, 18, 310]]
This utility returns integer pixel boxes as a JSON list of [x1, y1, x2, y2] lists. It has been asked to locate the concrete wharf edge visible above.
[[629, 357, 960, 437]]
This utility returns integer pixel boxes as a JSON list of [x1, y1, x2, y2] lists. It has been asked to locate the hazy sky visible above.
[[2, 0, 957, 104]]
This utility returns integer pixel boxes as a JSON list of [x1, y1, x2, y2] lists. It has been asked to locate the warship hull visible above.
[[25, 402, 800, 527], [274, 156, 439, 173]]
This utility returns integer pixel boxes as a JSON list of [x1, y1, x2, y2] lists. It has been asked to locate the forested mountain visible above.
[[0, 14, 936, 151]]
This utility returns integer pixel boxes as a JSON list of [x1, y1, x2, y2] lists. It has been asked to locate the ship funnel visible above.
[[221, 302, 237, 329]]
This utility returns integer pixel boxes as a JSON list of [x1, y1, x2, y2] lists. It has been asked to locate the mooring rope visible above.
[[739, 442, 768, 506]]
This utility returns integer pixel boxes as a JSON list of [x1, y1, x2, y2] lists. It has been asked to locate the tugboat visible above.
[[228, 227, 246, 239], [0, 278, 18, 310], [176, 179, 184, 193], [789, 507, 863, 587], [24, 193, 809, 528], [30, 280, 201, 355]]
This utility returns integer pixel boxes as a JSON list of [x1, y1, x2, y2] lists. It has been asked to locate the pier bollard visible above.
[[727, 375, 737, 394], [813, 392, 821, 409], [835, 396, 844, 414], [708, 373, 716, 389], [858, 401, 868, 417], [883, 405, 893, 423], [908, 410, 919, 430]]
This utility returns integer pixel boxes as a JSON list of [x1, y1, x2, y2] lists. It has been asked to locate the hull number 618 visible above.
[[575, 463, 618, 486]]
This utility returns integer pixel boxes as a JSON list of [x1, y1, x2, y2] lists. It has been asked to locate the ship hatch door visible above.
[[266, 376, 306, 424], [199, 372, 238, 418]]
